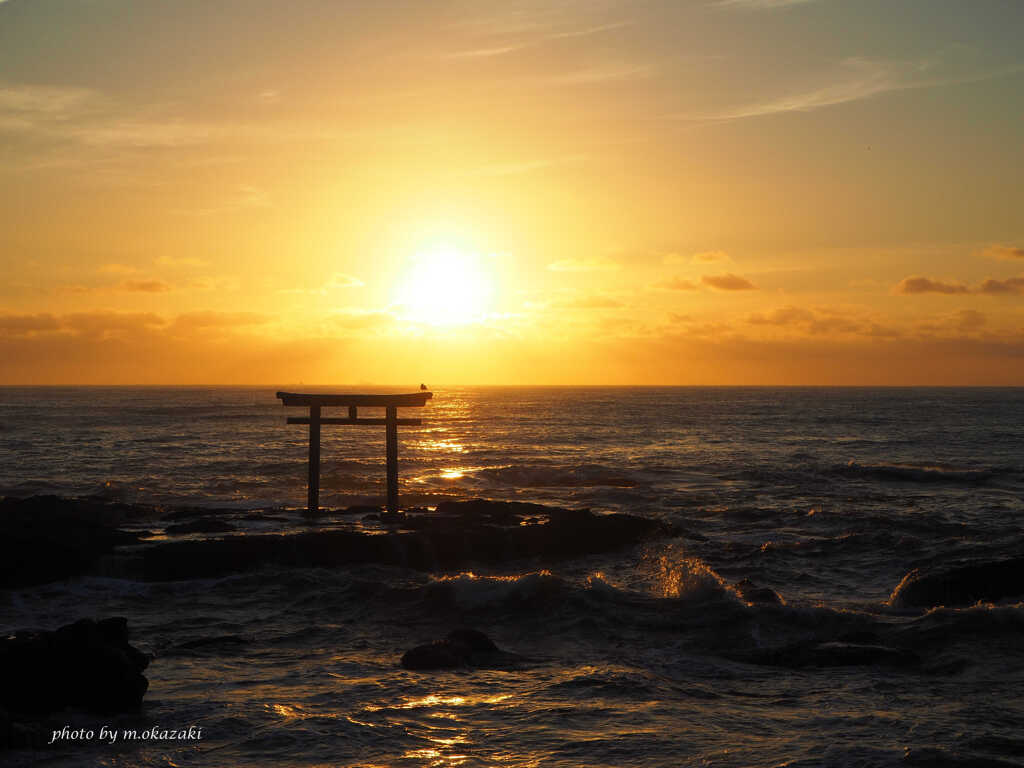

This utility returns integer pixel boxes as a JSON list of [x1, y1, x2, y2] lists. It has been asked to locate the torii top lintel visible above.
[[275, 391, 432, 408]]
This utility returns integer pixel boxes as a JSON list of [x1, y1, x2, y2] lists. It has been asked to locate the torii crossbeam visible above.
[[276, 390, 433, 514]]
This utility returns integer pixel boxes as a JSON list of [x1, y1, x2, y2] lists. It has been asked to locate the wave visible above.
[[421, 464, 641, 489], [887, 557, 1024, 609], [839, 460, 993, 485]]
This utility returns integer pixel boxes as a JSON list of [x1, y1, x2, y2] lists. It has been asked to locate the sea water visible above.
[[2, 387, 1023, 767]]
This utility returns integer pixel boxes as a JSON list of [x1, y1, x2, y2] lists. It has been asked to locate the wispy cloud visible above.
[[99, 263, 140, 275], [662, 250, 731, 266], [278, 272, 364, 296], [657, 277, 699, 291], [461, 154, 585, 178], [0, 82, 336, 168], [895, 274, 1024, 296], [747, 305, 902, 339], [169, 311, 271, 331], [895, 276, 970, 295], [978, 244, 1024, 260], [120, 279, 172, 293], [675, 55, 1024, 122], [979, 277, 1024, 295], [443, 44, 531, 60], [543, 64, 651, 86], [0, 313, 61, 335], [701, 273, 757, 291], [443, 20, 632, 59]]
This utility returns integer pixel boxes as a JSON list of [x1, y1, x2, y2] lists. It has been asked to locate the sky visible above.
[[1, 0, 1023, 385]]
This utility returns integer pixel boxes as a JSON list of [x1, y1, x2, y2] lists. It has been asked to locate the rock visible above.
[[165, 519, 237, 534], [732, 578, 785, 606], [401, 629, 524, 671], [134, 499, 677, 581], [888, 557, 1024, 608], [0, 617, 149, 716], [0, 496, 680, 583], [0, 496, 141, 588], [341, 505, 381, 516], [401, 642, 467, 670]]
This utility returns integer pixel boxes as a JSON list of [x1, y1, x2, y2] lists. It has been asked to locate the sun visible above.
[[394, 244, 494, 326]]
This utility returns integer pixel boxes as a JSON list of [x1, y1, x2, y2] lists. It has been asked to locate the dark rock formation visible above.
[[0, 496, 142, 588], [0, 496, 678, 583], [134, 499, 677, 581], [888, 557, 1024, 609], [401, 629, 524, 670], [0, 617, 149, 716], [165, 519, 237, 534]]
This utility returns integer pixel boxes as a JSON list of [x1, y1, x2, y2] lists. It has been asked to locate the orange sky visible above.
[[1, 0, 1023, 384]]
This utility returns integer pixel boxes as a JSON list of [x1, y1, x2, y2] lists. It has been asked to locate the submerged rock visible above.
[[401, 629, 524, 670], [165, 519, 237, 534], [0, 617, 150, 716], [732, 578, 785, 606], [0, 496, 142, 588], [888, 557, 1024, 609]]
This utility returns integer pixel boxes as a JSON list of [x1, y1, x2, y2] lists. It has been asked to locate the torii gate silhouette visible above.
[[276, 390, 433, 514]]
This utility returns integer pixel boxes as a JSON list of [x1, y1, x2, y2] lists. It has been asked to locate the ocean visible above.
[[2, 386, 1024, 767]]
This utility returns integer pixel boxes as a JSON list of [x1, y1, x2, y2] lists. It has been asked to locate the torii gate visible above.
[[276, 390, 433, 514]]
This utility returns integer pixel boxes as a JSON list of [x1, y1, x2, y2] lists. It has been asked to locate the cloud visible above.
[[895, 276, 970, 295], [745, 305, 905, 339], [0, 310, 274, 340], [748, 306, 814, 325], [328, 308, 395, 333], [0, 85, 95, 115], [443, 20, 631, 59], [956, 309, 987, 330], [866, 324, 901, 339], [662, 250, 731, 266], [99, 263, 140, 275], [0, 313, 61, 335], [542, 64, 651, 87], [701, 273, 757, 291], [462, 154, 584, 178], [120, 279, 172, 293], [0, 83, 333, 169], [978, 276, 1024, 295], [547, 258, 620, 272], [278, 273, 364, 295], [748, 306, 862, 335], [978, 244, 1024, 260], [63, 312, 164, 337], [443, 44, 531, 59], [676, 55, 1024, 123], [168, 311, 271, 332], [658, 277, 699, 291], [327, 273, 364, 289], [692, 250, 730, 264]]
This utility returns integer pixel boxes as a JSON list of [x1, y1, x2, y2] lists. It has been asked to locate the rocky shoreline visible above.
[[0, 495, 679, 585]]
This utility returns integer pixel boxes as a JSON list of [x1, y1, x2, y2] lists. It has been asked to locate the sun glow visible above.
[[394, 245, 493, 326]]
